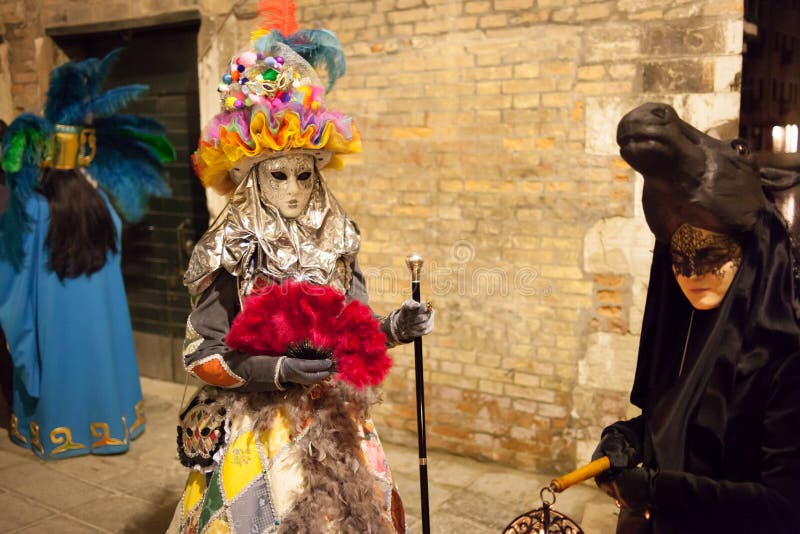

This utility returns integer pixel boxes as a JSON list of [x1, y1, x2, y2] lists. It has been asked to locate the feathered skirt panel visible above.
[[173, 382, 404, 534]]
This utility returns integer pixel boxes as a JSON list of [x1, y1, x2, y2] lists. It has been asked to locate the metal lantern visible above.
[[504, 487, 583, 534], [504, 456, 612, 534]]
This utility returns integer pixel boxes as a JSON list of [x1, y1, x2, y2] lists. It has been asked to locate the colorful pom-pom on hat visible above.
[[192, 0, 361, 195]]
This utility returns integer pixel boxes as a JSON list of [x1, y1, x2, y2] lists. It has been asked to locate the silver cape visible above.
[[184, 168, 361, 297]]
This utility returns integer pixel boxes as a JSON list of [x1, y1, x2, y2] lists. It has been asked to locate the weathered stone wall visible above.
[[0, 39, 13, 122], [1, 0, 744, 471]]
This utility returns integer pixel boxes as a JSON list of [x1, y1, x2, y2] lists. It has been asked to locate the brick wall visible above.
[[312, 0, 745, 471], [0, 0, 745, 472]]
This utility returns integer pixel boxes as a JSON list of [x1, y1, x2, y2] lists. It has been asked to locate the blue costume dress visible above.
[[0, 190, 145, 459]]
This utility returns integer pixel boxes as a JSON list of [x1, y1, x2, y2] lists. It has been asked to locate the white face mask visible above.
[[253, 154, 316, 219]]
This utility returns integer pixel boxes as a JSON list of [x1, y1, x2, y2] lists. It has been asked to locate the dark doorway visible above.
[[52, 18, 207, 380]]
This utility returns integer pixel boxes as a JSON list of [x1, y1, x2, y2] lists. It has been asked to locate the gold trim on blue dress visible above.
[[50, 427, 87, 456]]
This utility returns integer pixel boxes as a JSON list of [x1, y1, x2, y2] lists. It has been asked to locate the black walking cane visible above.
[[406, 254, 430, 534]]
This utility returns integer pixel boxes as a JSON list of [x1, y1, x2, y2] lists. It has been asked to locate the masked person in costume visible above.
[[170, 6, 434, 534], [591, 103, 800, 533], [0, 120, 10, 430], [0, 51, 173, 459]]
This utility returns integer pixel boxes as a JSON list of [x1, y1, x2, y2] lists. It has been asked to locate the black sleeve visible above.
[[344, 257, 403, 348], [346, 257, 369, 305], [182, 270, 247, 386], [649, 355, 800, 533]]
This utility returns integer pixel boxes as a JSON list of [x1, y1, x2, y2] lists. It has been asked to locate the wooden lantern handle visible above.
[[550, 456, 611, 493]]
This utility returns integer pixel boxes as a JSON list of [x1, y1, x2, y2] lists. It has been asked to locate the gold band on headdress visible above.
[[42, 124, 97, 170]]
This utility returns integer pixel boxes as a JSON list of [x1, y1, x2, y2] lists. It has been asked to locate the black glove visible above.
[[280, 357, 335, 385], [227, 352, 335, 392], [381, 300, 435, 344], [605, 466, 656, 513], [592, 427, 641, 484]]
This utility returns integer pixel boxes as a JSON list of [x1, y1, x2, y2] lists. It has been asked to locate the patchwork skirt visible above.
[[171, 381, 405, 534]]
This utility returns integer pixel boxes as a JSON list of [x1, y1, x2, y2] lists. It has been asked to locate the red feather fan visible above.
[[258, 0, 300, 37], [225, 280, 392, 388]]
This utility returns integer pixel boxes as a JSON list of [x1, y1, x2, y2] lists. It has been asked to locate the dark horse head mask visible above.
[[616, 102, 766, 242]]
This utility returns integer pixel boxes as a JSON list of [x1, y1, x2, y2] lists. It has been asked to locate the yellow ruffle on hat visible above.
[[192, 9, 361, 195]]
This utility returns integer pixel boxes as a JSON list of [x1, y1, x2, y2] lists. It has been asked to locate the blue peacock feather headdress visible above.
[[250, 0, 346, 91], [0, 49, 174, 269]]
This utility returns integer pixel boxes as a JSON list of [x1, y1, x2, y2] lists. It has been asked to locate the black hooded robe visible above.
[[611, 207, 800, 533]]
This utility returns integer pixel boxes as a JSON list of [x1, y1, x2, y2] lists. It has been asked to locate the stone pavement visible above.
[[0, 378, 619, 533]]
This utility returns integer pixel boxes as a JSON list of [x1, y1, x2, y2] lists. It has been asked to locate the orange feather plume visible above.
[[257, 0, 299, 37]]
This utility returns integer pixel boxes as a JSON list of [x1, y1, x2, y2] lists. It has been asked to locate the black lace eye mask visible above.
[[670, 223, 742, 278]]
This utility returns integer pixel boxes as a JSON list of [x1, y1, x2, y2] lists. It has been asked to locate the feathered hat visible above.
[[0, 49, 174, 268], [192, 0, 361, 195]]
